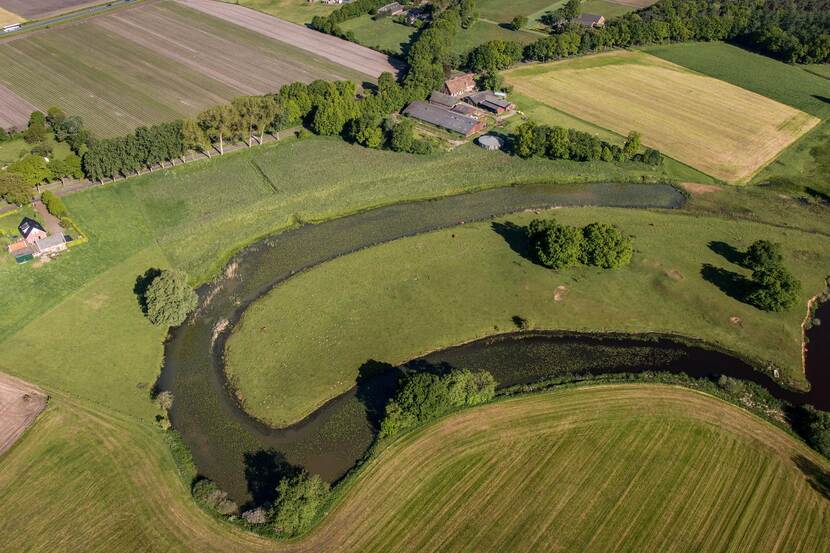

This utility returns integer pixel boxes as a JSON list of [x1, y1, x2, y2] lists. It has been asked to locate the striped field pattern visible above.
[[1, 385, 827, 552]]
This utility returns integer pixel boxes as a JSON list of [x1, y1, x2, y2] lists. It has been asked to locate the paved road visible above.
[[0, 0, 142, 37]]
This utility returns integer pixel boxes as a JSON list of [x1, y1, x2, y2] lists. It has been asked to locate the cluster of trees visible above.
[[270, 471, 331, 537], [0, 108, 87, 205], [742, 240, 801, 312], [514, 122, 661, 165], [527, 218, 633, 270], [380, 368, 497, 438], [139, 268, 198, 327], [803, 405, 830, 459], [464, 0, 829, 69]]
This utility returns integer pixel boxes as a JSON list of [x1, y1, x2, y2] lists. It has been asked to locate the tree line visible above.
[[465, 0, 829, 73], [514, 122, 662, 166]]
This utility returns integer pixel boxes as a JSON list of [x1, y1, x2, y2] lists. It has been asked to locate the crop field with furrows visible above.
[[0, 1, 373, 136], [1, 386, 828, 552], [505, 50, 820, 183], [0, 0, 100, 19]]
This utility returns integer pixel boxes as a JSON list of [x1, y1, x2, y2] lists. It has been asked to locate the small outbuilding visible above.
[[477, 135, 504, 151]]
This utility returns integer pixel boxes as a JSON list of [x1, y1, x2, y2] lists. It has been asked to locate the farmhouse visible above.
[[403, 101, 486, 137], [18, 217, 46, 244], [442, 73, 476, 97], [465, 91, 515, 114], [33, 234, 67, 256], [576, 14, 606, 27]]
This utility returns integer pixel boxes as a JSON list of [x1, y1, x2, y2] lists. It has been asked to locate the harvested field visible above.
[[0, 6, 23, 25], [506, 50, 820, 182], [2, 386, 828, 552], [0, 373, 46, 457], [0, 82, 35, 129], [176, 0, 401, 77], [0, 0, 379, 136], [0, 0, 100, 19]]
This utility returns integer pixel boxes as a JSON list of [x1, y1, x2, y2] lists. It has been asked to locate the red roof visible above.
[[443, 73, 476, 96]]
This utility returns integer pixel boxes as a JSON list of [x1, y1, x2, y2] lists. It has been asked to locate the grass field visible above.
[[0, 136, 691, 421], [644, 43, 830, 119], [340, 15, 416, 55], [229, 0, 335, 24], [505, 50, 820, 183], [1, 386, 827, 552], [453, 19, 541, 54], [0, 1, 369, 136], [226, 206, 830, 426]]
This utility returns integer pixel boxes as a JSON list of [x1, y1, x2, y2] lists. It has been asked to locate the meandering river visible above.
[[157, 183, 828, 505]]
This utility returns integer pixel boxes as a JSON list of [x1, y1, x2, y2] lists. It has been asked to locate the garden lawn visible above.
[[453, 19, 541, 55], [0, 136, 682, 420], [1, 386, 828, 552], [505, 50, 820, 183], [226, 207, 830, 426], [0, 133, 72, 164], [339, 15, 416, 55]]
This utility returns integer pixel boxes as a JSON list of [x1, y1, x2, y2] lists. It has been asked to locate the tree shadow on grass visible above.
[[700, 263, 753, 303], [134, 267, 161, 315], [355, 360, 402, 431], [708, 241, 746, 267], [243, 449, 298, 508], [812, 94, 830, 106], [793, 454, 830, 501], [491, 221, 533, 262]]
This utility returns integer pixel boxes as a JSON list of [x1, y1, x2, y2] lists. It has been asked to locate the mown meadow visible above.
[[1, 386, 827, 552]]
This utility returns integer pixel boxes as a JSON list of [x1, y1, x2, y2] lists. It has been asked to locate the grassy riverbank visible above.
[[227, 207, 830, 426], [0, 137, 680, 421], [1, 386, 827, 552]]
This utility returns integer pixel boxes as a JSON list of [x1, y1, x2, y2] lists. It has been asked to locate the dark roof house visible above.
[[429, 91, 460, 109], [18, 217, 47, 243], [465, 91, 515, 113], [576, 13, 605, 27], [403, 101, 486, 137], [377, 2, 405, 15]]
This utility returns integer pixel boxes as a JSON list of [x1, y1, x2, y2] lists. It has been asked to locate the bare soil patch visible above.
[[176, 0, 401, 78], [0, 81, 35, 129], [0, 373, 46, 456], [680, 182, 722, 195]]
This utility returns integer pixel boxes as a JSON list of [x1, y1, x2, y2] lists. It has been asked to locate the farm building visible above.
[[429, 91, 460, 109], [33, 234, 67, 256], [442, 73, 477, 97], [403, 101, 486, 137], [465, 91, 515, 114], [18, 217, 46, 244], [377, 2, 405, 16], [576, 14, 606, 27]]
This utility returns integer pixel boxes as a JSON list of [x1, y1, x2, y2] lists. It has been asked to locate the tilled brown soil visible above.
[[0, 373, 46, 456], [0, 0, 101, 19], [176, 0, 402, 78], [0, 81, 35, 129]]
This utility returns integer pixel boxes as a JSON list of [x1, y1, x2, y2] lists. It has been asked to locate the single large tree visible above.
[[182, 119, 211, 158], [0, 172, 33, 206], [270, 472, 330, 538], [143, 269, 198, 327]]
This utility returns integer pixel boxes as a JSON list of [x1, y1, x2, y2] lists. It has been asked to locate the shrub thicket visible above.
[[40, 190, 68, 219], [803, 405, 830, 458], [192, 479, 239, 516], [143, 269, 198, 327], [270, 472, 331, 538], [380, 368, 496, 438]]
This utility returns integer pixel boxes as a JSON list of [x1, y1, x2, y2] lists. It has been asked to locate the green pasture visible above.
[[339, 15, 416, 55], [0, 136, 687, 421], [226, 207, 830, 426]]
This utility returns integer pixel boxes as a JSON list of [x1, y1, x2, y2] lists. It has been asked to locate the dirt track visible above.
[[0, 373, 47, 457], [0, 81, 35, 129], [175, 0, 402, 78]]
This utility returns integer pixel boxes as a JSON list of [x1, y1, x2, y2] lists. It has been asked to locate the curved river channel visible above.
[[157, 183, 829, 505]]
